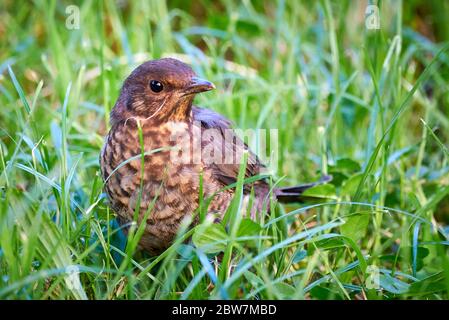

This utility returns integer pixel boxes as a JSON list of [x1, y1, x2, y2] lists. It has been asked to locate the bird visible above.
[[100, 58, 329, 255]]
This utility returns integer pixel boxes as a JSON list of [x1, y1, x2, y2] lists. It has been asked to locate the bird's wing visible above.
[[192, 106, 266, 189]]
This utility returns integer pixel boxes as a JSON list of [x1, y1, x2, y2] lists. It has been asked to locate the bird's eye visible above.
[[149, 80, 164, 93]]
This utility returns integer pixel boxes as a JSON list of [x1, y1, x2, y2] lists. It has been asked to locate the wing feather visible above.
[[192, 106, 266, 190]]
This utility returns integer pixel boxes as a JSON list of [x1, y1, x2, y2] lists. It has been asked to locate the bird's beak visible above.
[[184, 77, 215, 95]]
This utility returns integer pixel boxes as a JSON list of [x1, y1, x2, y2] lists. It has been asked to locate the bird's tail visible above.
[[274, 175, 332, 203]]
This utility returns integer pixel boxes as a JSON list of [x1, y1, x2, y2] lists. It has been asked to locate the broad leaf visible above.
[[192, 223, 228, 254], [341, 214, 370, 242]]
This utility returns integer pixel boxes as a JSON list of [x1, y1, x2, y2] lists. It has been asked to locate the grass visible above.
[[1, 0, 449, 299]]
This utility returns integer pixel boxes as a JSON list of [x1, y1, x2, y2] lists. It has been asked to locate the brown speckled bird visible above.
[[100, 58, 328, 255]]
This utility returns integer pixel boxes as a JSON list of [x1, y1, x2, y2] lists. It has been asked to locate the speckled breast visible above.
[[100, 119, 224, 253]]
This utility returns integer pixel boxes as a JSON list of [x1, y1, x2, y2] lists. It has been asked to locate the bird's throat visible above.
[[165, 96, 194, 122]]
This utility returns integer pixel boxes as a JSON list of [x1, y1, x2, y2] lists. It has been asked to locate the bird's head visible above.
[[111, 58, 215, 124]]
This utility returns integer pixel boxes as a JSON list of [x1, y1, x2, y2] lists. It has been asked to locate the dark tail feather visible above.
[[274, 175, 332, 203]]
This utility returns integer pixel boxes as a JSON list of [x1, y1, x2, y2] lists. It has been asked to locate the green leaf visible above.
[[310, 285, 344, 300], [8, 66, 31, 114], [273, 282, 296, 299], [341, 173, 363, 196], [192, 223, 228, 254], [341, 214, 370, 242], [334, 158, 361, 173], [243, 271, 265, 288], [314, 237, 345, 250], [328, 158, 361, 186], [302, 184, 337, 199], [379, 273, 410, 294], [237, 219, 262, 237], [414, 247, 430, 272], [406, 272, 447, 296]]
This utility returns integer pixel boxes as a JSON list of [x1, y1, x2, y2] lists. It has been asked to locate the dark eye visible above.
[[149, 80, 163, 93]]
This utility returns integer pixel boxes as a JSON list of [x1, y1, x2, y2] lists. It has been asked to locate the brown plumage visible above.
[[100, 58, 329, 255]]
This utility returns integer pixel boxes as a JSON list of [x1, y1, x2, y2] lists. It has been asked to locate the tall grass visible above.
[[0, 0, 449, 299]]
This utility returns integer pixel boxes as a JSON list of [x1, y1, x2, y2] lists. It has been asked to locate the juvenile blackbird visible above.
[[100, 58, 328, 255]]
